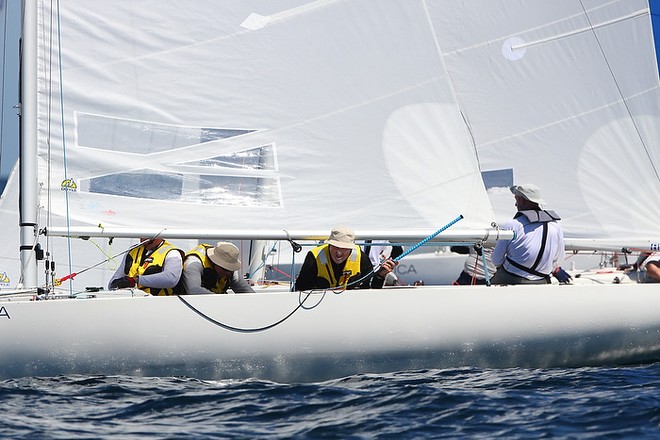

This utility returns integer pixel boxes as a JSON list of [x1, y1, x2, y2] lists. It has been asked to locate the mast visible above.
[[19, 0, 38, 288]]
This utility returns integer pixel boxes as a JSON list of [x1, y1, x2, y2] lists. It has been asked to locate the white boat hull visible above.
[[3, 284, 660, 382]]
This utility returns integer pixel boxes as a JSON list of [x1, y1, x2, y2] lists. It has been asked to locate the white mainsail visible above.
[[12, 0, 505, 288], [37, 1, 492, 231], [2, 0, 659, 289]]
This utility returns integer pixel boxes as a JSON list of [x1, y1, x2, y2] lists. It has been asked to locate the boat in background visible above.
[[2, 1, 660, 382]]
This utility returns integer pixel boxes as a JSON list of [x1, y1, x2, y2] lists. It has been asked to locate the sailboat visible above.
[[1, 0, 660, 382]]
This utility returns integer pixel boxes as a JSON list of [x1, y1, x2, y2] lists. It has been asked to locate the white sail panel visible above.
[[36, 1, 490, 233], [383, 104, 494, 228], [430, 0, 660, 239]]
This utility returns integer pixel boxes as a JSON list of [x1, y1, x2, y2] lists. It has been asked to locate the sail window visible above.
[[88, 170, 280, 207], [89, 171, 183, 200], [176, 145, 281, 206], [76, 113, 255, 153], [77, 113, 281, 206], [185, 145, 277, 170], [185, 175, 281, 207]]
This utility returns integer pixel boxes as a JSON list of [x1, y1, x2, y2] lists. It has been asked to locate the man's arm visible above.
[[137, 251, 183, 288], [492, 220, 518, 267], [491, 218, 520, 267], [228, 271, 255, 293]]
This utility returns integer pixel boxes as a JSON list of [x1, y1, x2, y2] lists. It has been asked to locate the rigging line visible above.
[[268, 265, 293, 279], [479, 244, 492, 286], [41, 0, 53, 283], [51, 0, 74, 292], [176, 290, 316, 333], [578, 0, 660, 182], [56, 233, 163, 284], [87, 238, 118, 270], [40, 0, 56, 285], [42, 0, 56, 289]]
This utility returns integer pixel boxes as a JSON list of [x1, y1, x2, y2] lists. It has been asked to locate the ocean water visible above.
[[2, 365, 660, 439]]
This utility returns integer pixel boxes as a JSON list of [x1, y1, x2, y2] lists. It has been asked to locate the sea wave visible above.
[[2, 365, 660, 438]]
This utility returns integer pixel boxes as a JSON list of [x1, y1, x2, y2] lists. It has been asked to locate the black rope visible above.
[[176, 290, 316, 333]]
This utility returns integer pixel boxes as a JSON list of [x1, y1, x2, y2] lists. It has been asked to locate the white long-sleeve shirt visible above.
[[492, 213, 565, 280], [107, 248, 182, 290]]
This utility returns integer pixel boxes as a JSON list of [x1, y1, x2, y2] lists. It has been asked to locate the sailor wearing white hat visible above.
[[491, 184, 572, 285]]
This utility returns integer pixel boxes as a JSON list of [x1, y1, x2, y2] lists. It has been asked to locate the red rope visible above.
[[268, 265, 293, 279]]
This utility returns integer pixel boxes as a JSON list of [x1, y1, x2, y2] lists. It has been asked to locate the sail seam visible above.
[[511, 9, 648, 50], [477, 87, 658, 150], [578, 1, 660, 182]]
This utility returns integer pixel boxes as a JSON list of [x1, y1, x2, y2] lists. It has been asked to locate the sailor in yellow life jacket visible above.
[[294, 226, 397, 291], [179, 242, 254, 294], [108, 237, 184, 295]]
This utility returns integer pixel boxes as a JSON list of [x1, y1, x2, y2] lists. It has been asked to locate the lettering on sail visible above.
[[0, 306, 9, 319]]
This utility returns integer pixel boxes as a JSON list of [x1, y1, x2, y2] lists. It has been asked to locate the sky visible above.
[[652, 1, 660, 70], [0, 0, 20, 193]]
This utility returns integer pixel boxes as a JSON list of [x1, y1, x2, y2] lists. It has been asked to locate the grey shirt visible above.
[[182, 256, 254, 294], [107, 248, 182, 290]]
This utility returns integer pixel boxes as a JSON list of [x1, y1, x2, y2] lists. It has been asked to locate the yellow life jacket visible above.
[[311, 243, 362, 287], [125, 240, 183, 296], [185, 244, 230, 294]]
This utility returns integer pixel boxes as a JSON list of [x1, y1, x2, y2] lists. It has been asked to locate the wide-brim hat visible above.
[[207, 241, 242, 271], [510, 184, 545, 206], [325, 226, 356, 249]]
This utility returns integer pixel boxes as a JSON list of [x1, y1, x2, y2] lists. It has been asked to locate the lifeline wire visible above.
[[177, 290, 314, 333]]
